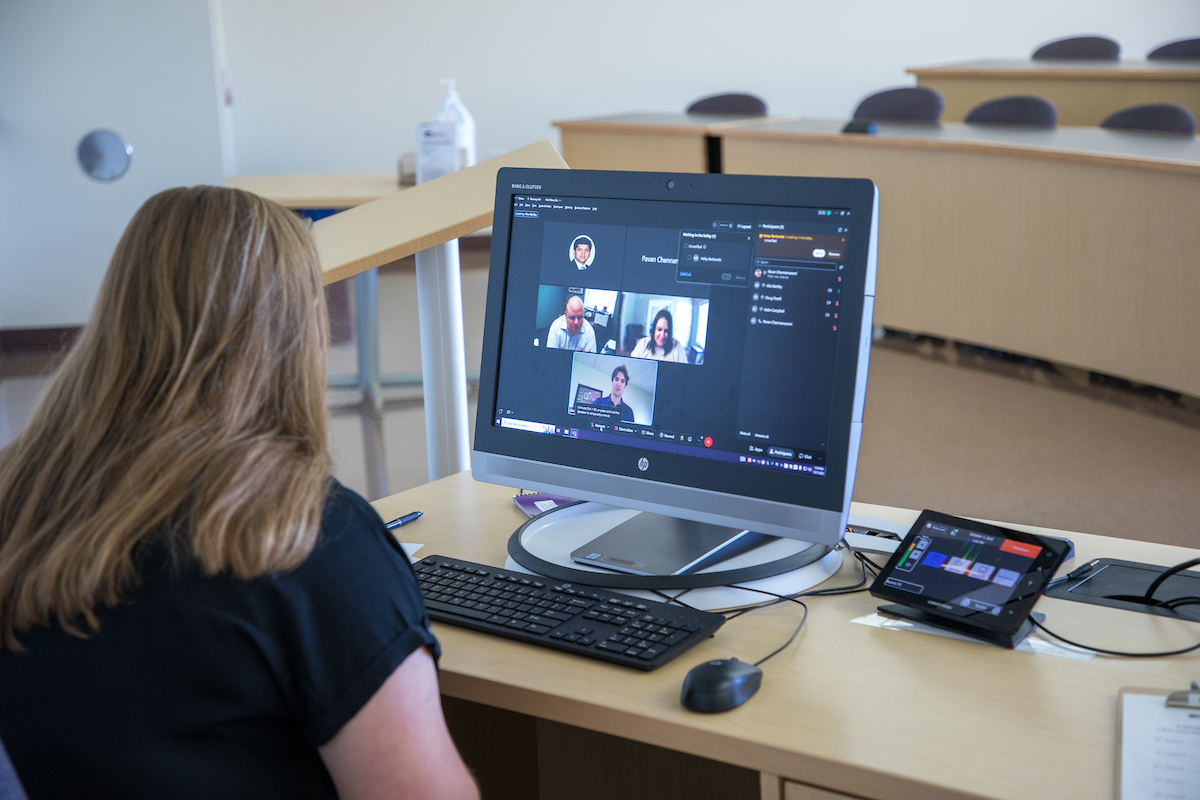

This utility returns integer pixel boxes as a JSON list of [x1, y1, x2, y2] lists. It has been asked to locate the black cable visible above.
[[1031, 618, 1200, 658], [722, 584, 809, 667], [1143, 557, 1200, 604]]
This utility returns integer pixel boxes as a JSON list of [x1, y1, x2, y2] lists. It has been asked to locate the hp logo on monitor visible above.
[[637, 458, 649, 471]]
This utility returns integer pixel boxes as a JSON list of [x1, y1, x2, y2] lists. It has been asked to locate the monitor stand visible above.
[[503, 502, 844, 612]]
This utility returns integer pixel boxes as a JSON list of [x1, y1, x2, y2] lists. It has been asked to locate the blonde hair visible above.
[[0, 186, 332, 650]]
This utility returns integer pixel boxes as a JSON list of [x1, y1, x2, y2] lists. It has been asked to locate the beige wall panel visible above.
[[724, 138, 1200, 396], [918, 75, 1200, 125], [561, 129, 708, 172]]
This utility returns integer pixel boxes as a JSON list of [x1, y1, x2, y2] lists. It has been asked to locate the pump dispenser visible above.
[[438, 78, 476, 169]]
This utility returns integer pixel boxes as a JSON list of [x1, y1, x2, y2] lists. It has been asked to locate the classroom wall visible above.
[[0, 0, 226, 329], [219, 0, 1200, 174]]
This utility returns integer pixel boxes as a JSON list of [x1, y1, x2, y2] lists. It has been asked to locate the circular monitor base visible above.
[[504, 502, 843, 611]]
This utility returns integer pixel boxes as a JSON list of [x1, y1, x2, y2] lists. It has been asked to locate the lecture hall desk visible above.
[[723, 118, 1200, 399], [373, 471, 1200, 800], [553, 113, 781, 174], [907, 59, 1200, 126]]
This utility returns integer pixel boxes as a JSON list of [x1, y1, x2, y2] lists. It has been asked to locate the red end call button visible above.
[[703, 436, 713, 448], [1000, 539, 1042, 559]]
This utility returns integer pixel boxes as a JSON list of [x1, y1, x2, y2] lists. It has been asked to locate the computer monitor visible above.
[[472, 168, 877, 568]]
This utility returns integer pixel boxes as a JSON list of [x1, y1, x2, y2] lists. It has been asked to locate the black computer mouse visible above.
[[680, 658, 763, 713]]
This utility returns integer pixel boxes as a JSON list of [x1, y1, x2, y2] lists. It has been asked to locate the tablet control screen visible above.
[[886, 519, 1043, 614], [870, 510, 1069, 632]]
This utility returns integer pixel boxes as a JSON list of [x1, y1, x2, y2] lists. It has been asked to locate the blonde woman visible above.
[[0, 187, 477, 800]]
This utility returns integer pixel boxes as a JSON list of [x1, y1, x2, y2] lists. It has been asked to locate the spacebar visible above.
[[424, 599, 492, 621]]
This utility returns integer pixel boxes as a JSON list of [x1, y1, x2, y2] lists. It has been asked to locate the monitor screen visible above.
[[473, 169, 877, 545]]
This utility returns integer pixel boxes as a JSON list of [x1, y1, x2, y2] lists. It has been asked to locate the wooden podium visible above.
[[247, 141, 567, 494]]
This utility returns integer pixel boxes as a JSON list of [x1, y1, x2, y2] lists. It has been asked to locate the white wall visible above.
[[220, 0, 1200, 174], [0, 0, 226, 329]]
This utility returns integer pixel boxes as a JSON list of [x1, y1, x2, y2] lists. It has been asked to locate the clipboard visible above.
[[1116, 685, 1200, 799]]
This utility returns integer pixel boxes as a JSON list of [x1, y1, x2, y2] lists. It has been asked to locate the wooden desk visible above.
[[553, 113, 784, 172], [374, 472, 1200, 800], [719, 119, 1200, 398], [908, 60, 1200, 125], [224, 173, 399, 210]]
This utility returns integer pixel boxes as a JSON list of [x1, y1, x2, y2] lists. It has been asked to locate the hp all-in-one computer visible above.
[[472, 168, 877, 588]]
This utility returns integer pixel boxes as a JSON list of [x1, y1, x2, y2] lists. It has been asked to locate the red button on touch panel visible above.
[[704, 436, 713, 448], [999, 539, 1042, 558]]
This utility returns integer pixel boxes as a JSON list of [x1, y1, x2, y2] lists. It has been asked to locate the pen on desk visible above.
[[386, 511, 423, 530], [1048, 558, 1101, 589]]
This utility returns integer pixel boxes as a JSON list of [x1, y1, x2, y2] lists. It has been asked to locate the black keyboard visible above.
[[414, 556, 724, 670]]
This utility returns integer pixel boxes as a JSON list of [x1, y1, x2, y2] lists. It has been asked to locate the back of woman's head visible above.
[[0, 186, 332, 650]]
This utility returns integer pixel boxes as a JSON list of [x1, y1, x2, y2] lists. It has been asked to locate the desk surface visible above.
[[553, 112, 779, 132], [224, 173, 399, 209], [908, 59, 1200, 80], [375, 472, 1200, 800], [721, 118, 1200, 175]]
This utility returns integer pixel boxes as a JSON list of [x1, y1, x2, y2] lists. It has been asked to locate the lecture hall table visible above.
[[374, 471, 1200, 800], [717, 118, 1200, 399], [907, 59, 1200, 126], [553, 113, 780, 174]]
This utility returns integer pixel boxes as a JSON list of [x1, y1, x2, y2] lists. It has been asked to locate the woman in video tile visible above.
[[630, 309, 687, 363], [593, 365, 635, 422]]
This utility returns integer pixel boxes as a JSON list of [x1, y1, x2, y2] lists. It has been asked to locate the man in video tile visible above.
[[593, 364, 634, 422], [547, 295, 596, 352], [570, 236, 593, 271], [630, 309, 687, 363]]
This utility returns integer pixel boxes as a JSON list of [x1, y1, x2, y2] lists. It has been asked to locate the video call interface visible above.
[[883, 521, 1044, 616], [492, 193, 853, 478]]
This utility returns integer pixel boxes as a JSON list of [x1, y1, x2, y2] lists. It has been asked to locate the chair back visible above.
[[1147, 38, 1200, 60], [1032, 35, 1119, 60], [686, 93, 767, 116], [964, 95, 1058, 127], [852, 87, 943, 123], [1101, 103, 1196, 135], [0, 736, 29, 800]]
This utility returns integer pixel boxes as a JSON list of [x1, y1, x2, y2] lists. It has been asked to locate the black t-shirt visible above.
[[0, 482, 437, 800]]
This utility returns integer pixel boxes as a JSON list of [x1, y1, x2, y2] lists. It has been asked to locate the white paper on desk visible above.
[[1120, 692, 1200, 799], [851, 612, 1094, 662], [400, 543, 425, 563]]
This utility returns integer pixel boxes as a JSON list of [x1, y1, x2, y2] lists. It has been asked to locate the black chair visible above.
[[1100, 103, 1196, 135], [1147, 38, 1200, 60], [0, 737, 28, 800], [1032, 36, 1120, 60], [622, 324, 644, 354], [851, 87, 943, 123], [686, 93, 767, 116], [964, 95, 1058, 127]]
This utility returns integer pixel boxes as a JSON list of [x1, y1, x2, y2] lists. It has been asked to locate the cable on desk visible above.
[[1031, 618, 1200, 658]]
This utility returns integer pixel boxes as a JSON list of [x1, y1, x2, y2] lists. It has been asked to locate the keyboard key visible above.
[[425, 599, 492, 621], [505, 619, 530, 630], [525, 624, 550, 635], [640, 646, 665, 660]]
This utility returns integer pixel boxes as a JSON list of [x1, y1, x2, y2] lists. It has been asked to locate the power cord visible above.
[[1031, 617, 1200, 658]]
